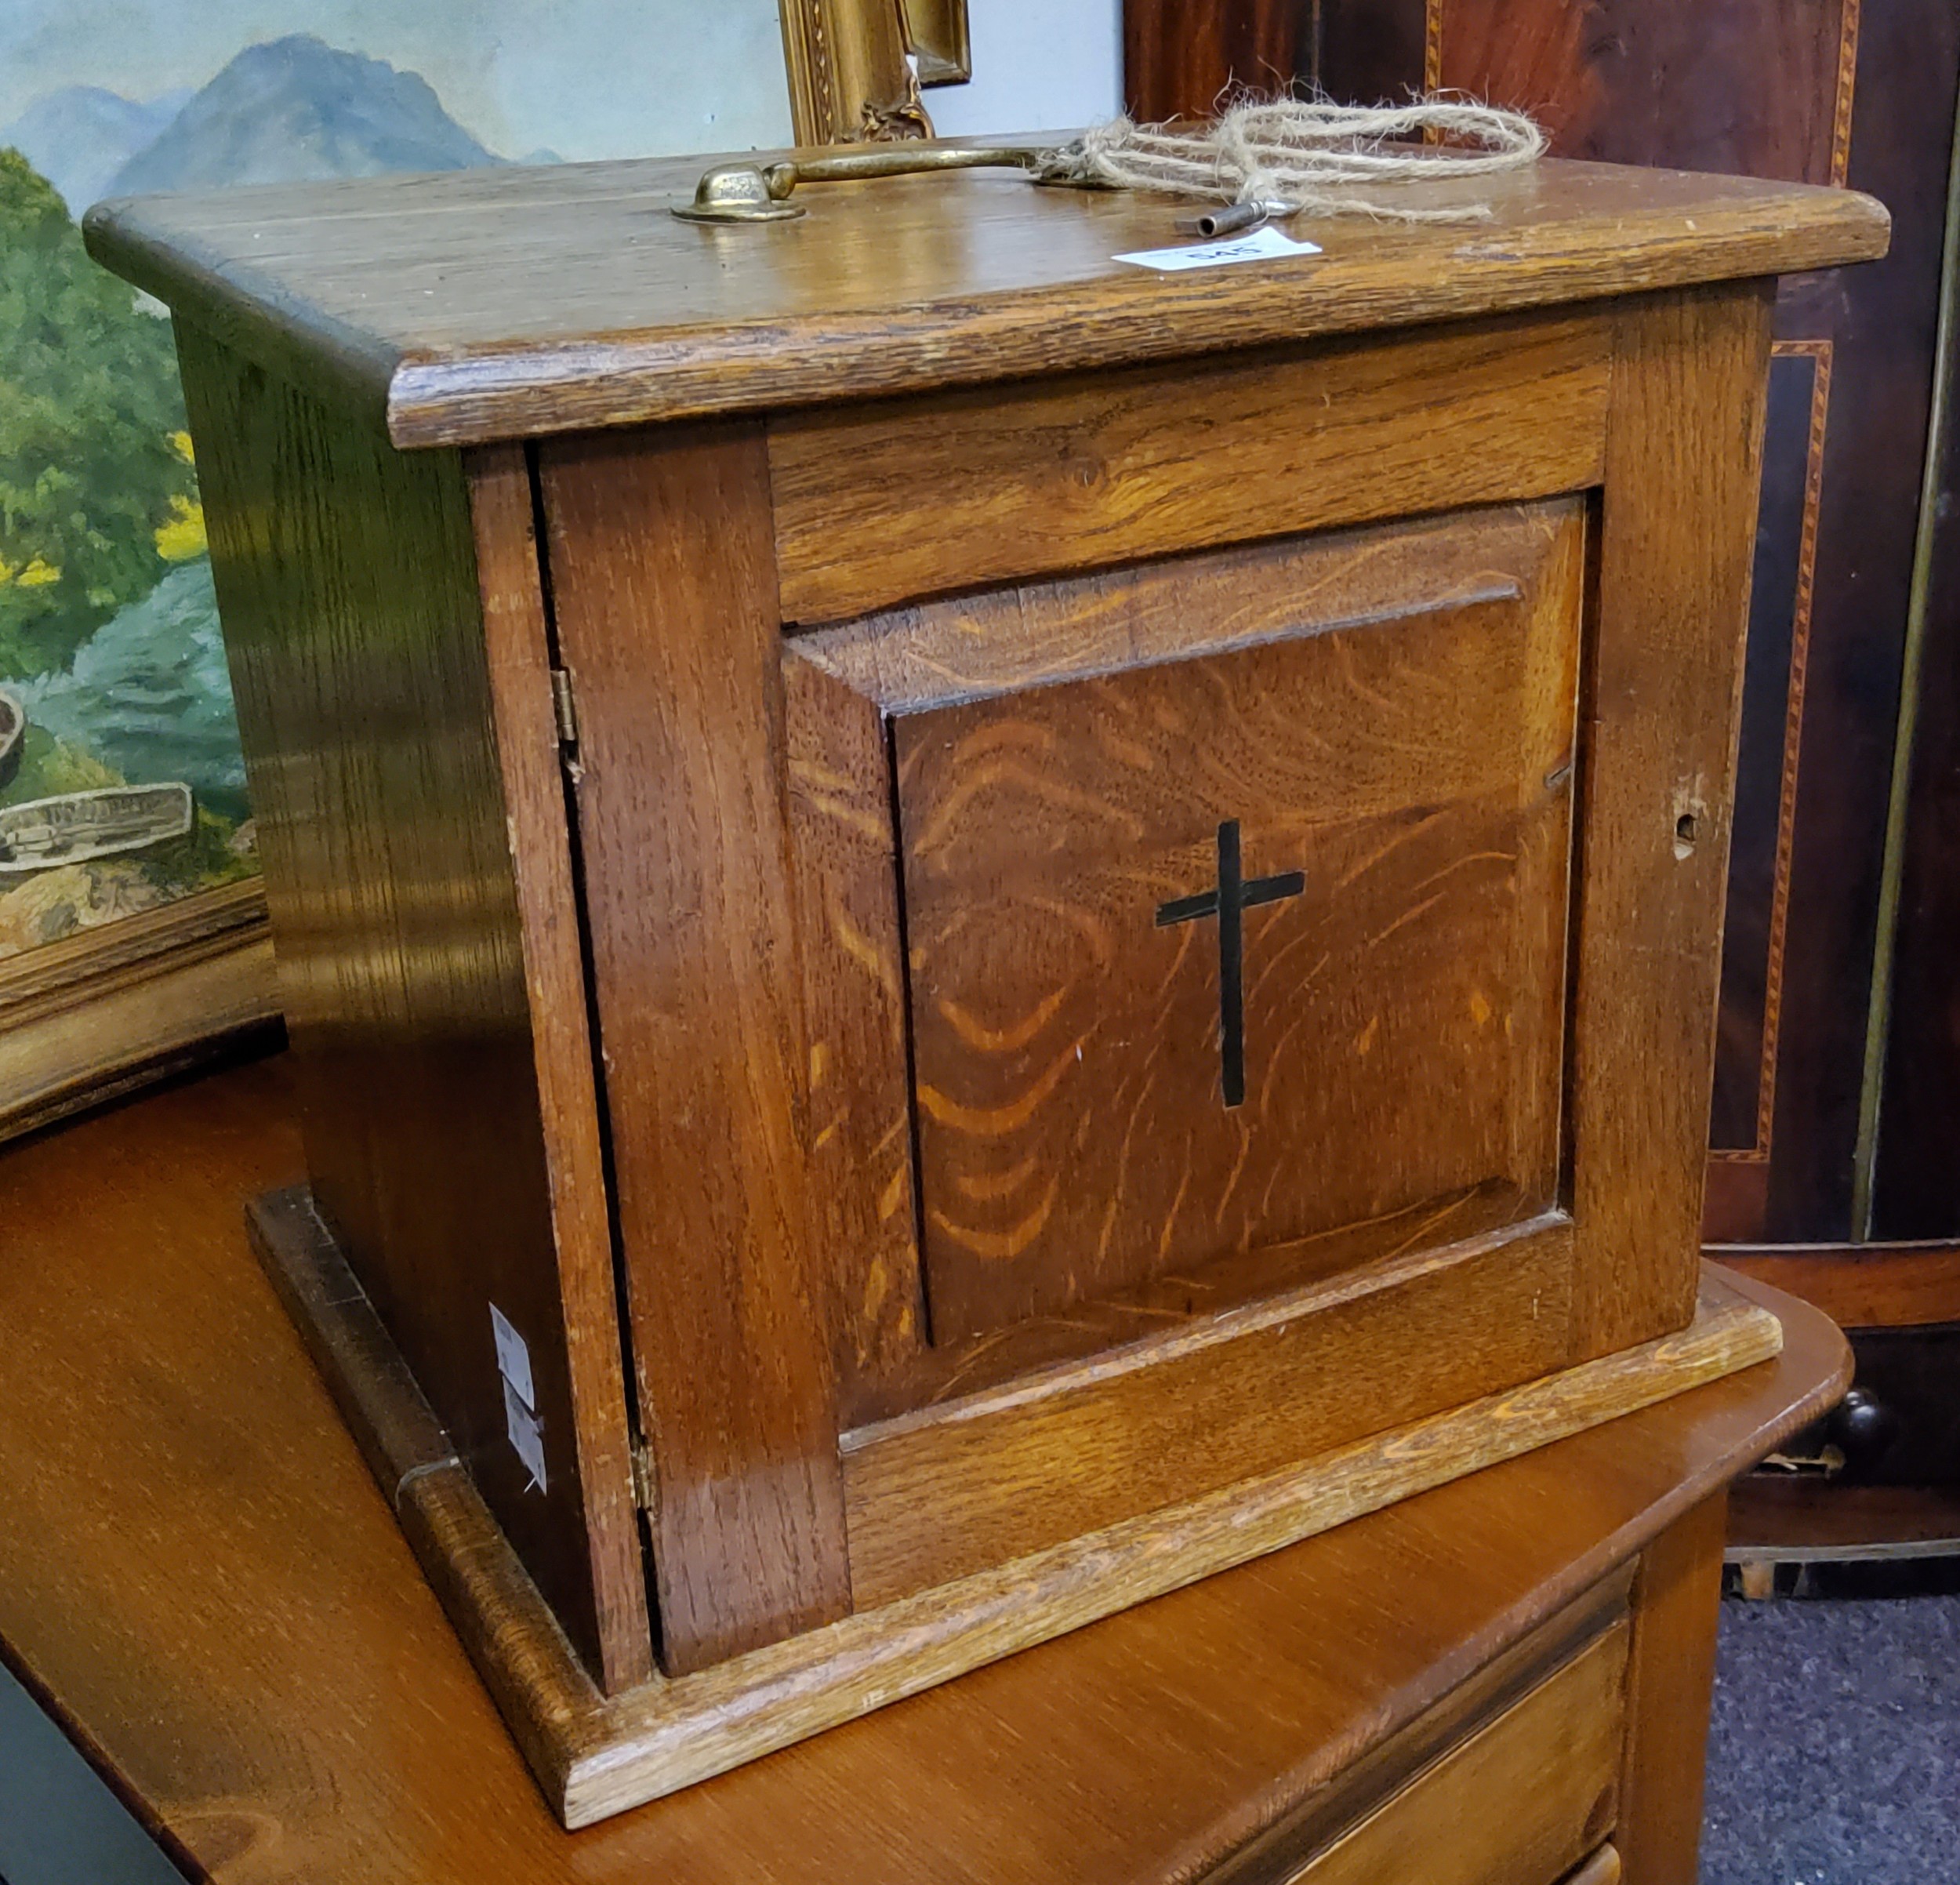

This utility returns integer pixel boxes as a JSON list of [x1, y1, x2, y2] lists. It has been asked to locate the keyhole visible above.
[[1674, 812, 1700, 859]]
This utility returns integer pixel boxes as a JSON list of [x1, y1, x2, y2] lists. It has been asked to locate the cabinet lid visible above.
[[84, 140, 1887, 449]]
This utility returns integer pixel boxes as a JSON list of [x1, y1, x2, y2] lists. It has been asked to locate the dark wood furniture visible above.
[[81, 147, 1882, 1815], [0, 1057, 1849, 1883], [1121, 0, 1960, 1560]]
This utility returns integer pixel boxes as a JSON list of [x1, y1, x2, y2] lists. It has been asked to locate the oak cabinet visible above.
[[86, 143, 1881, 1820]]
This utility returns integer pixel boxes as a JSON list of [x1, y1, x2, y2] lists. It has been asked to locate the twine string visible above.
[[1055, 98, 1546, 224]]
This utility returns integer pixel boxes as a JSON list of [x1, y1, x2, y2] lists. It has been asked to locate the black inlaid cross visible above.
[[1156, 819, 1306, 1108]]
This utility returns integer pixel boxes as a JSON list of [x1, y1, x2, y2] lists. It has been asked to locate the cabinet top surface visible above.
[[83, 140, 1888, 449]]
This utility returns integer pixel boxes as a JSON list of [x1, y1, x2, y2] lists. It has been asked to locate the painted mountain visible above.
[[108, 35, 499, 196], [0, 85, 188, 211]]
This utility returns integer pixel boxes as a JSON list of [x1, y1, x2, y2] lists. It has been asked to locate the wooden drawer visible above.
[[1256, 1621, 1628, 1885]]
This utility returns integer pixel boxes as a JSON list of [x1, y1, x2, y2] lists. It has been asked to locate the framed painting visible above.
[[0, 0, 963, 1138]]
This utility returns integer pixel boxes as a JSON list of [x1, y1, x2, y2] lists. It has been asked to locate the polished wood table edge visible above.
[[0, 1279, 1849, 1878], [0, 1062, 1853, 1880], [1713, 1240, 1960, 1331], [1206, 1264, 1849, 1858]]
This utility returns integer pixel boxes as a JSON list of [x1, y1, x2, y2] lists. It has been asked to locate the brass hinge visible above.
[[550, 667, 579, 750], [630, 1437, 658, 1517]]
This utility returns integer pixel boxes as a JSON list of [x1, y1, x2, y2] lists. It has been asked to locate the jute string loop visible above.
[[1054, 97, 1545, 224]]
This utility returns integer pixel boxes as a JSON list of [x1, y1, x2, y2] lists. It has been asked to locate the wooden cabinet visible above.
[[1123, 0, 1960, 1524], [85, 147, 1879, 1821]]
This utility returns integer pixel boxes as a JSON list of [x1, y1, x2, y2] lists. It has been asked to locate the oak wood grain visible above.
[[842, 1212, 1578, 1601], [769, 313, 1611, 623], [843, 1179, 1548, 1427], [884, 509, 1581, 1337], [1567, 282, 1776, 1359], [174, 322, 619, 1677], [0, 1061, 1849, 1871], [789, 499, 1568, 711], [249, 1186, 456, 1491], [465, 444, 654, 1691], [65, 132, 1893, 1843], [535, 424, 851, 1673], [83, 154, 1887, 448], [783, 652, 927, 1387], [788, 500, 1581, 1393], [589, 1284, 1789, 1823]]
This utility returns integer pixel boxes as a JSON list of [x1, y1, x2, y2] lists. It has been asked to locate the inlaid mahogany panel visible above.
[[1708, 343, 1828, 1163], [1123, 0, 1853, 194], [1417, 0, 1853, 187]]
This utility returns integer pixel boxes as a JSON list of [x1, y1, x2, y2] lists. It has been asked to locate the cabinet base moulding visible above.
[[247, 1184, 1784, 1829]]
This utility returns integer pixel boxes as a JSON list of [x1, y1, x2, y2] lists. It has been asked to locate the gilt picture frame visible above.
[[0, 0, 966, 1141]]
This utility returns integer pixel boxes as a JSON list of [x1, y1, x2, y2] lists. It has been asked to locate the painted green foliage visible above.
[[0, 147, 196, 678]]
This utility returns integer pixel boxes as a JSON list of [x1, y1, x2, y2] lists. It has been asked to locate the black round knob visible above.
[[1829, 1386, 1894, 1465]]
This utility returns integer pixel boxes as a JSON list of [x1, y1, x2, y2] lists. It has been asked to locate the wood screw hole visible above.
[[1674, 812, 1699, 858]]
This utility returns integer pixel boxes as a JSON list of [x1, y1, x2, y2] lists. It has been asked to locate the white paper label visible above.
[[502, 1376, 549, 1495], [489, 1302, 536, 1410], [1112, 225, 1323, 273]]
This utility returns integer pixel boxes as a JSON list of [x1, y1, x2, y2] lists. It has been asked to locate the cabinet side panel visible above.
[[176, 325, 617, 1678]]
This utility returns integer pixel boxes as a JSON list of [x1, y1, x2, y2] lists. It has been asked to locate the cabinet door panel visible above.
[[895, 572, 1580, 1342], [790, 498, 1585, 1364]]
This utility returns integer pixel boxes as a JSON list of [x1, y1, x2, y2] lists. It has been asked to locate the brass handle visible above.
[[673, 142, 1094, 223]]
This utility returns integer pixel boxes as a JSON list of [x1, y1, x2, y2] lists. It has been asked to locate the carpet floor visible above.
[[1700, 1588, 1960, 1883]]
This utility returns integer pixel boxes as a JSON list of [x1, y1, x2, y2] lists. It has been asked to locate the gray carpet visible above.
[[1701, 1590, 1960, 1883], [0, 1658, 180, 1885]]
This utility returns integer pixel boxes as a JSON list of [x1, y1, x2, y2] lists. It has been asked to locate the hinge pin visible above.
[[550, 667, 579, 749]]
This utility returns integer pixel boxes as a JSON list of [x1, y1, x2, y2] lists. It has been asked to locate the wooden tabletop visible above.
[[0, 1055, 1846, 1883], [82, 145, 1888, 446]]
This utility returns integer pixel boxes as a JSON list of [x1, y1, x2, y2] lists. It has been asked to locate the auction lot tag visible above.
[[1113, 225, 1324, 272]]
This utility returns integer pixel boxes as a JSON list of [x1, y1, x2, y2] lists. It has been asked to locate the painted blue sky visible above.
[[0, 0, 793, 162]]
